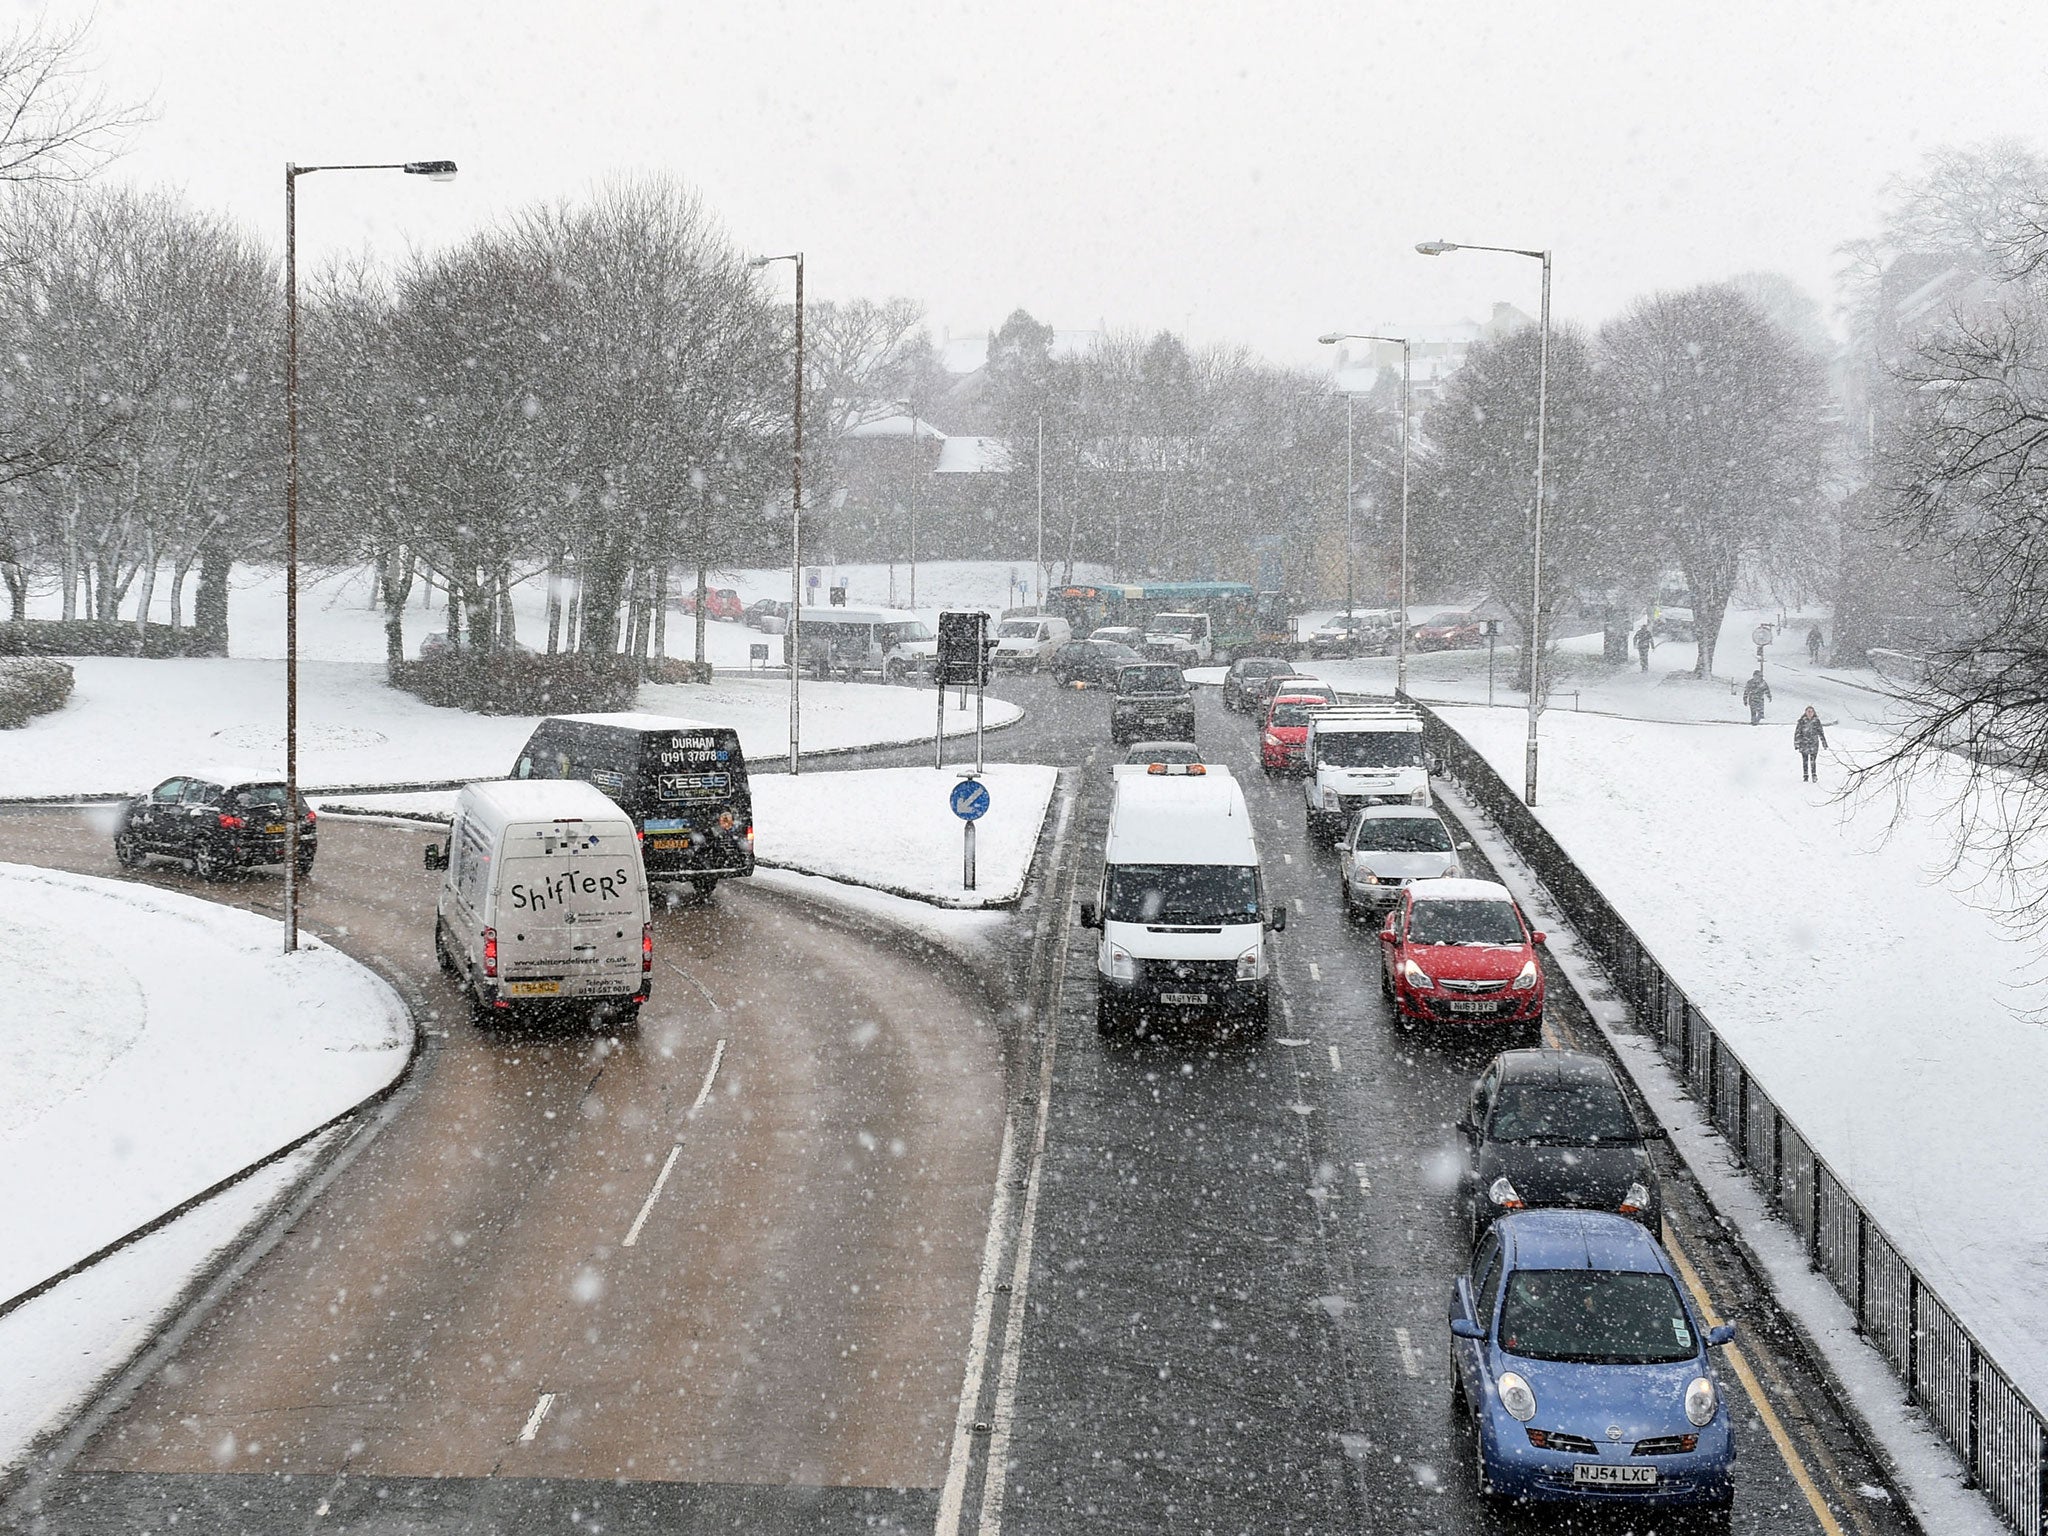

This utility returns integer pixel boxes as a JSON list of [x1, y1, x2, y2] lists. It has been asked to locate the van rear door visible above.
[[638, 727, 753, 877], [495, 819, 647, 1000]]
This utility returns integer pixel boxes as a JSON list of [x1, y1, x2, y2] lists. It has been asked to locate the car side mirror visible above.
[[1454, 1115, 1475, 1135], [1381, 920, 1398, 940], [1450, 1318, 1486, 1341], [1641, 1125, 1670, 1141], [1429, 755, 1445, 775], [1705, 1322, 1737, 1348], [424, 843, 448, 871], [1269, 904, 1286, 932], [1530, 932, 1547, 947], [1078, 900, 1098, 929]]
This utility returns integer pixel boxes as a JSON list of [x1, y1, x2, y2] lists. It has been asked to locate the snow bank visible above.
[[0, 866, 411, 1303]]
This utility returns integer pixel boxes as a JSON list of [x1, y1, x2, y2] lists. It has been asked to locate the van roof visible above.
[[1311, 710, 1424, 734], [1105, 766, 1257, 866], [459, 778, 636, 829], [547, 711, 729, 734], [800, 607, 924, 625]]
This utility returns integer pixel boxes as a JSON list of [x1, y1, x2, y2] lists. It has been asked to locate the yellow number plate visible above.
[[264, 824, 286, 834], [505, 980, 561, 996], [650, 839, 688, 850]]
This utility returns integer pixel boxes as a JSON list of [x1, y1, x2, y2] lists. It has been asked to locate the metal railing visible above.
[[1416, 701, 2047, 1536]]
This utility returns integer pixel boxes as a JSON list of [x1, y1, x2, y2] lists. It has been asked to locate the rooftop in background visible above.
[[1328, 303, 1535, 400], [938, 327, 1104, 376]]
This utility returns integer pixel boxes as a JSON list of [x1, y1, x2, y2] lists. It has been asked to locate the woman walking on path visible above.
[[1794, 706, 1827, 782]]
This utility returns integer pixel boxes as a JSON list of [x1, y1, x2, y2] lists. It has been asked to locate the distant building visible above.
[[1324, 303, 1535, 425]]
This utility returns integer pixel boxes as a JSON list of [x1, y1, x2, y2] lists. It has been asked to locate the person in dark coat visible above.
[[1794, 705, 1827, 781], [1634, 622, 1654, 672], [1806, 624, 1823, 664], [1742, 668, 1772, 725]]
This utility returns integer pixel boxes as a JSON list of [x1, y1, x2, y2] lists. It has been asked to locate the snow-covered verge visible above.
[[1437, 779, 2008, 1536], [320, 763, 1059, 911], [0, 660, 1019, 800], [0, 866, 411, 1304]]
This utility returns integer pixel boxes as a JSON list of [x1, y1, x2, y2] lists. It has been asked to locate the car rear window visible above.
[[231, 784, 291, 807], [1118, 665, 1184, 694], [1270, 703, 1313, 727]]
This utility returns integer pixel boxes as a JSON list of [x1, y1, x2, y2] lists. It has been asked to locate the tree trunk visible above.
[[446, 574, 463, 650], [193, 541, 232, 657], [652, 564, 668, 661], [133, 530, 158, 638], [577, 543, 628, 657], [545, 551, 563, 655], [381, 546, 414, 673], [694, 556, 708, 665]]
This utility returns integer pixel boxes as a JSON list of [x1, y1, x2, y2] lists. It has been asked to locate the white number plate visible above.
[[505, 980, 561, 997], [1572, 1463, 1657, 1487], [1448, 999, 1500, 1014], [1159, 991, 1209, 1005]]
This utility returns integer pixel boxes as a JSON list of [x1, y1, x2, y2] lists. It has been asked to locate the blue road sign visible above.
[[950, 778, 990, 821]]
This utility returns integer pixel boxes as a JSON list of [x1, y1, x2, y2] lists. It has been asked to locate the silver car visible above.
[[1340, 805, 1462, 918]]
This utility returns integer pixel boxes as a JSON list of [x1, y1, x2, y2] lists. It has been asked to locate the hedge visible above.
[[0, 619, 216, 658], [0, 658, 74, 728], [389, 650, 639, 716]]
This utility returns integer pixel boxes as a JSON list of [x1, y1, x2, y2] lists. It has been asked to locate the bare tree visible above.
[[0, 16, 150, 189]]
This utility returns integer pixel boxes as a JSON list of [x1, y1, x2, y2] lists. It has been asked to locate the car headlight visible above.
[[1321, 787, 1338, 809], [1512, 959, 1539, 991], [1263, 732, 1280, 745], [1685, 1376, 1717, 1427], [1621, 1180, 1652, 1216], [1443, 861, 1461, 879], [1107, 945, 1137, 981], [1353, 866, 1381, 885], [1236, 946, 1261, 981], [1409, 787, 1430, 805], [1487, 1175, 1524, 1210], [1498, 1372, 1537, 1422], [1402, 958, 1433, 989]]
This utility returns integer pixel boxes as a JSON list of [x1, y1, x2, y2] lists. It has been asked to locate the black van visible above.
[[511, 713, 754, 894]]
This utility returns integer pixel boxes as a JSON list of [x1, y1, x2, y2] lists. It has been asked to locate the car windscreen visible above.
[[1352, 816, 1451, 853], [1408, 898, 1523, 947], [1498, 1269, 1697, 1365], [1488, 1081, 1639, 1143], [1118, 666, 1184, 695], [1154, 616, 1201, 637], [1240, 659, 1291, 675], [1099, 644, 1143, 662], [1270, 702, 1315, 728], [998, 620, 1039, 638], [1104, 863, 1260, 926], [880, 621, 933, 644], [1317, 731, 1424, 768]]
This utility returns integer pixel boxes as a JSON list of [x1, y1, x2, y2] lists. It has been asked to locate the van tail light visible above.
[[482, 927, 498, 978], [642, 922, 654, 975], [217, 813, 244, 830]]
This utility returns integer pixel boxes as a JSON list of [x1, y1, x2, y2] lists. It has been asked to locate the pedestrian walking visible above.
[[1742, 668, 1772, 726], [1794, 706, 1827, 781], [1806, 624, 1823, 664], [1634, 621, 1654, 673]]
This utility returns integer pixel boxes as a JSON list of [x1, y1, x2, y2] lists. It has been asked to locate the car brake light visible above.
[[217, 813, 243, 829], [305, 807, 316, 823], [642, 922, 653, 974], [482, 927, 498, 977]]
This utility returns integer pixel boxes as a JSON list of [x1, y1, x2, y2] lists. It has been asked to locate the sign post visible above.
[[936, 610, 990, 769], [950, 774, 990, 892], [1752, 621, 1775, 665]]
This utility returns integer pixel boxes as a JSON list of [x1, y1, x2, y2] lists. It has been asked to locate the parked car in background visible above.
[[1450, 1211, 1735, 1516], [1258, 692, 1325, 775], [1377, 877, 1546, 1044], [1458, 1049, 1666, 1244], [1109, 662, 1196, 744], [991, 615, 1073, 670], [1222, 656, 1298, 712], [1411, 611, 1486, 651], [1123, 740, 1202, 765], [1141, 612, 1214, 666], [744, 599, 790, 634], [1339, 804, 1461, 919], [1051, 638, 1146, 686], [1305, 610, 1398, 659], [680, 586, 745, 621], [1089, 625, 1147, 650], [114, 769, 317, 881]]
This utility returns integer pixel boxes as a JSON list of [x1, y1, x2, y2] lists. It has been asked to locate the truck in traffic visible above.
[[1302, 704, 1433, 841]]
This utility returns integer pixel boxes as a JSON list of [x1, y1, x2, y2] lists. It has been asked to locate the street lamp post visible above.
[[902, 400, 920, 608], [1415, 239, 1551, 804], [1319, 331, 1413, 695], [1035, 410, 1045, 612], [283, 157, 454, 956], [752, 253, 805, 773]]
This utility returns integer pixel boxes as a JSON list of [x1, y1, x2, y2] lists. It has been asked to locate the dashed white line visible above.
[[1283, 852, 1294, 864], [1353, 1161, 1372, 1195], [519, 1391, 556, 1442], [1394, 1327, 1422, 1379], [622, 1143, 684, 1248], [1308, 962, 1323, 981], [1327, 1044, 1342, 1072], [1276, 1037, 1311, 1047], [690, 1037, 728, 1113]]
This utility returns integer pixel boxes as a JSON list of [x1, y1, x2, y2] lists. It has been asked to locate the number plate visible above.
[[649, 839, 688, 850], [1159, 991, 1209, 1005], [264, 823, 286, 834], [1571, 1463, 1658, 1487], [505, 980, 561, 997], [1447, 999, 1500, 1014]]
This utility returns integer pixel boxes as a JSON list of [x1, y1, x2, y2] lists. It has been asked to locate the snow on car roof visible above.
[[1407, 876, 1512, 903], [180, 763, 288, 788], [1499, 1209, 1667, 1275], [460, 778, 633, 827], [550, 711, 725, 733], [1354, 804, 1444, 820]]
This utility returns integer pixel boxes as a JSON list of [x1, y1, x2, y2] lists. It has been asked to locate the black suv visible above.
[[1222, 656, 1297, 712], [114, 773, 318, 880], [1109, 663, 1196, 744], [1050, 638, 1143, 686]]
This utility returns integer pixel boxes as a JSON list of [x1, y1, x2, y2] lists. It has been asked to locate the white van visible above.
[[990, 614, 1073, 670], [425, 779, 653, 1027], [798, 606, 939, 683], [1303, 704, 1433, 840], [1079, 763, 1284, 1038], [1142, 611, 1214, 665]]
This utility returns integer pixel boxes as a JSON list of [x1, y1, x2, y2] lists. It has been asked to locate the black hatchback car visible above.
[[114, 772, 317, 881], [1459, 1048, 1667, 1243], [1050, 638, 1144, 687], [1222, 655, 1298, 712], [1109, 662, 1196, 744]]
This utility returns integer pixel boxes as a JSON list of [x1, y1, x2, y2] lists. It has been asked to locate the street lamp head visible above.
[[404, 160, 458, 180], [1415, 239, 1457, 256], [1317, 332, 1346, 345]]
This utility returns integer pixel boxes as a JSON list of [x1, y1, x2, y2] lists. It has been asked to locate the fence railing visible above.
[[1416, 701, 2047, 1536]]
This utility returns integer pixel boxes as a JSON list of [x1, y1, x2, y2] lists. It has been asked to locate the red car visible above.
[[1260, 693, 1326, 774], [1410, 612, 1484, 651], [1377, 877, 1546, 1044], [681, 586, 745, 621]]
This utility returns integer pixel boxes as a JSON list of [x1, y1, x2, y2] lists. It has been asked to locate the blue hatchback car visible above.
[[1450, 1210, 1737, 1515]]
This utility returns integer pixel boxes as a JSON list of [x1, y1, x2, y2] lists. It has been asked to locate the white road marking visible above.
[[1395, 1327, 1422, 1379], [622, 1143, 684, 1248], [662, 958, 722, 1012], [933, 1118, 1017, 1536], [519, 1391, 555, 1442], [1308, 962, 1323, 981], [1283, 852, 1294, 864], [690, 1037, 727, 1113], [1327, 1044, 1342, 1072], [1353, 1161, 1371, 1195], [1276, 1037, 1311, 1047]]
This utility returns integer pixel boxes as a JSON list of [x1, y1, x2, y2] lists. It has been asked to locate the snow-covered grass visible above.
[[0, 865, 411, 1305]]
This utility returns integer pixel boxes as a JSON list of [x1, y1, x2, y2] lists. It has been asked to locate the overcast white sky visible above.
[[36, 0, 2048, 367]]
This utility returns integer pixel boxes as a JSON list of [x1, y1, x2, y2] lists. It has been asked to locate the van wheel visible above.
[[466, 985, 496, 1029], [113, 833, 144, 870], [609, 1003, 642, 1031], [691, 876, 719, 897], [433, 920, 457, 975]]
